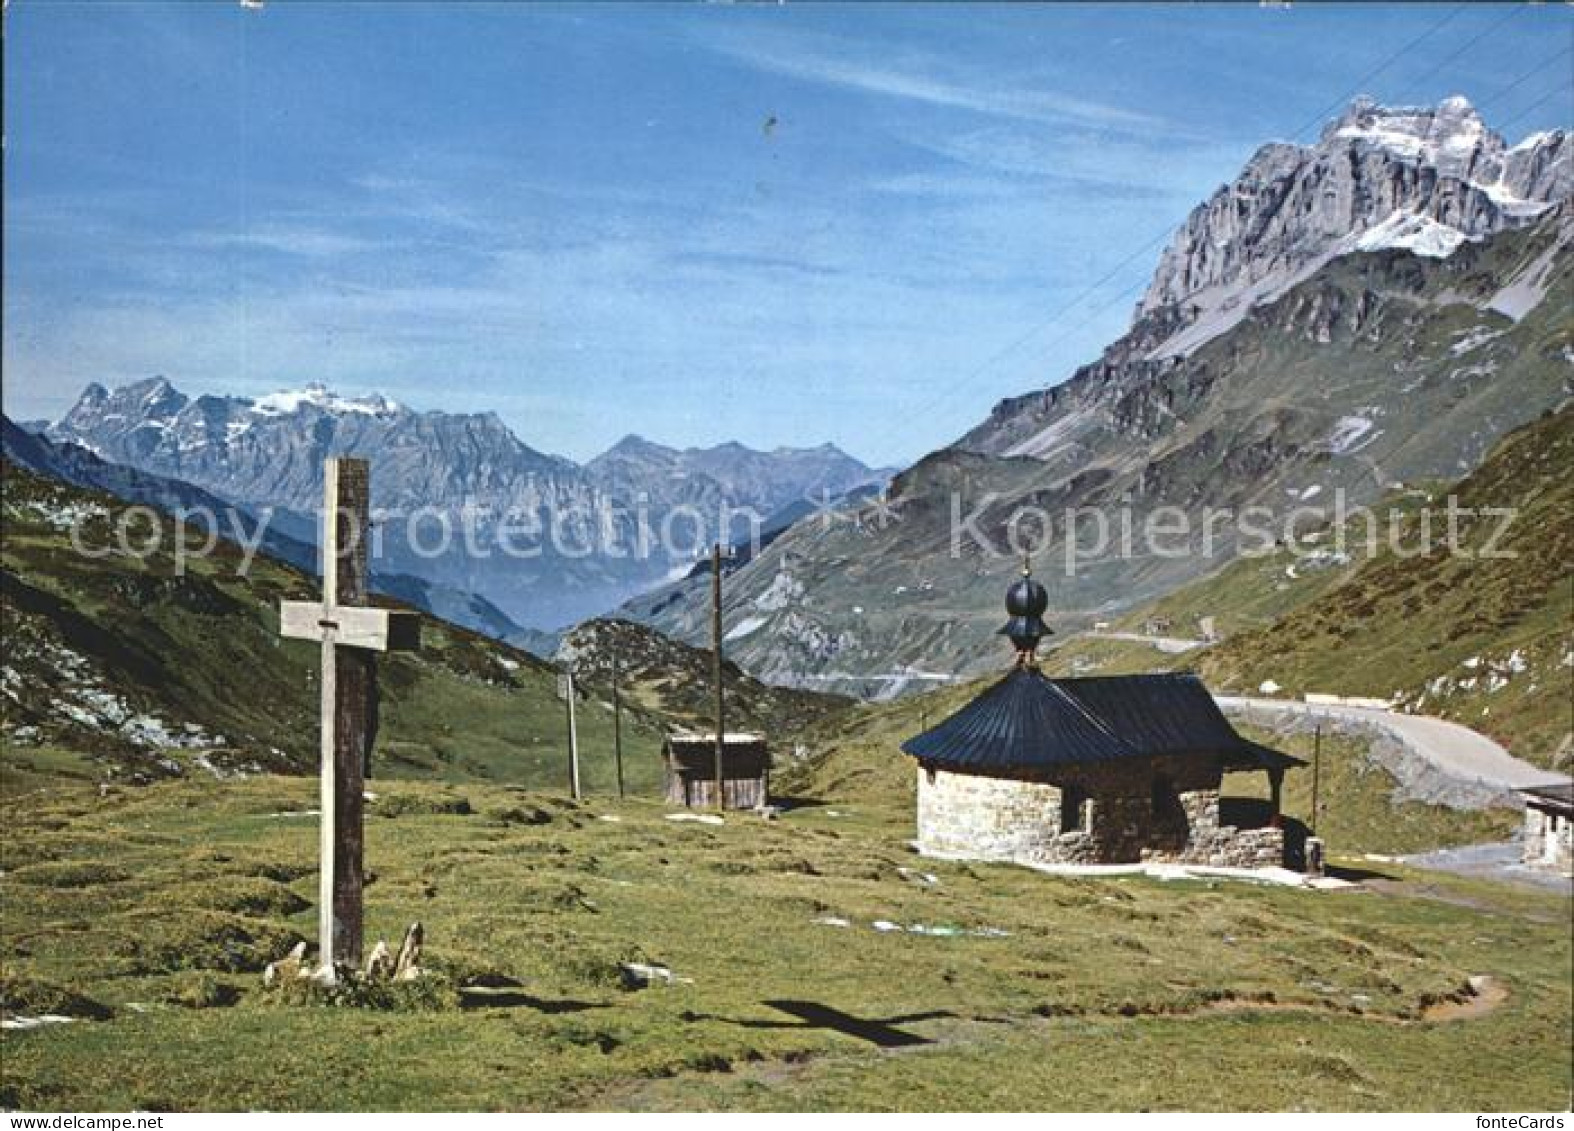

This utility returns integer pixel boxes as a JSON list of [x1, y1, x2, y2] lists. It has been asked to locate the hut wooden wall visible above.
[[663, 740, 770, 809], [666, 774, 769, 810]]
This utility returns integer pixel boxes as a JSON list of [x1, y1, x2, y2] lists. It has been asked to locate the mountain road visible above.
[[1215, 695, 1569, 797]]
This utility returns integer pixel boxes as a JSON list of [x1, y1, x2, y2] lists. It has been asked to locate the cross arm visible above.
[[280, 601, 422, 652]]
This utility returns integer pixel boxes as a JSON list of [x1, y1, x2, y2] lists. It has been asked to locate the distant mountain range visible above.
[[2, 416, 550, 654], [0, 456, 686, 789], [36, 383, 891, 630], [587, 433, 886, 519], [623, 97, 1574, 694]]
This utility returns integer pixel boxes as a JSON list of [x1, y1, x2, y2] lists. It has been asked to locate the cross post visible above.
[[279, 458, 419, 975]]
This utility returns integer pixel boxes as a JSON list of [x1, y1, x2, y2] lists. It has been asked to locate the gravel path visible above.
[[1396, 841, 1572, 893]]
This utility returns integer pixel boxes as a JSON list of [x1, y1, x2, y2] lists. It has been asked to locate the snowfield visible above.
[[1355, 211, 1468, 259], [1324, 415, 1379, 454], [251, 384, 401, 417]]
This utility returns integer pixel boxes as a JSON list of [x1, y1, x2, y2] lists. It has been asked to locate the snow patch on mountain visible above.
[[724, 615, 768, 642], [1002, 407, 1096, 459], [1355, 211, 1468, 258], [1325, 415, 1378, 455], [1488, 235, 1569, 322], [251, 383, 402, 417], [753, 570, 805, 613], [1449, 327, 1506, 356], [1332, 95, 1485, 163], [23, 499, 110, 530]]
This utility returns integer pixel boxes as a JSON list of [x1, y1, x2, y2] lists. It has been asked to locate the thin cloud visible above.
[[182, 225, 380, 258], [695, 26, 1171, 134]]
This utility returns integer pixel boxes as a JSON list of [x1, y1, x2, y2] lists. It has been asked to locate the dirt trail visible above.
[[1422, 976, 1510, 1022]]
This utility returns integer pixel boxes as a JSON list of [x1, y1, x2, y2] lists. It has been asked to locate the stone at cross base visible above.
[[393, 921, 424, 981], [263, 941, 309, 988], [264, 921, 428, 990], [364, 940, 394, 982], [361, 922, 423, 982]]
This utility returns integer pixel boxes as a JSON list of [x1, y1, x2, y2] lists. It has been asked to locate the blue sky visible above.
[[4, 2, 1570, 466]]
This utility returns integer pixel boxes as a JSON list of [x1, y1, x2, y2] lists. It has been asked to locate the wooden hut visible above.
[[663, 732, 770, 809]]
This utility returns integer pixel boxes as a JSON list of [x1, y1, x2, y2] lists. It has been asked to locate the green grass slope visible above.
[[0, 776, 1565, 1110], [558, 617, 852, 749], [1199, 406, 1573, 768], [1, 462, 666, 795]]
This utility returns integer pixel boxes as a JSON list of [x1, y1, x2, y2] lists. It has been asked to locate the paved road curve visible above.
[[1215, 695, 1570, 794]]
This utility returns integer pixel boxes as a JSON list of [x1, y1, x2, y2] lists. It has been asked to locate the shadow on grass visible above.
[[684, 999, 955, 1048], [458, 986, 608, 1014], [1326, 863, 1399, 883], [772, 796, 830, 812]]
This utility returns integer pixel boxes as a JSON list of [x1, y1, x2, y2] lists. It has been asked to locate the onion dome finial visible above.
[[999, 557, 1051, 665]]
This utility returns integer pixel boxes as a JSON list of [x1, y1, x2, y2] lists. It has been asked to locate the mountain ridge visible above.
[[1135, 94, 1569, 359], [624, 99, 1574, 695], [2, 415, 551, 655], [43, 379, 889, 630]]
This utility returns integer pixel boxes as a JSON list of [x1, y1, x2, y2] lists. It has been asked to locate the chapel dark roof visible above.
[[901, 668, 1301, 773]]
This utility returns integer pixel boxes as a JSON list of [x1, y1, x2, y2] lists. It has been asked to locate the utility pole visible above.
[[612, 654, 625, 800], [563, 664, 582, 801], [1310, 723, 1322, 833], [711, 542, 726, 810]]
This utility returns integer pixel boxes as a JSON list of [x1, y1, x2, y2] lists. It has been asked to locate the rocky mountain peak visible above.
[[1325, 92, 1482, 143], [1319, 94, 1526, 189], [1137, 95, 1570, 358], [597, 433, 677, 461]]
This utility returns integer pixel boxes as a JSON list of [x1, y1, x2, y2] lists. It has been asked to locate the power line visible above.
[[1407, 3, 1526, 91], [1276, 3, 1472, 144], [865, 4, 1478, 461], [1498, 84, 1573, 134], [1486, 43, 1572, 106], [875, 225, 1174, 438]]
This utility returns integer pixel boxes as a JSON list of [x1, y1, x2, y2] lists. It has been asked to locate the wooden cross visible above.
[[279, 458, 419, 974]]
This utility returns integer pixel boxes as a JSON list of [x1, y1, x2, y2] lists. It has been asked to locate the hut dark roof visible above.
[[901, 669, 1300, 773], [665, 732, 768, 750]]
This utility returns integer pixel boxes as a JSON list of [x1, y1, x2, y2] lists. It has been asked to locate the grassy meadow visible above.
[[2, 729, 1568, 1110], [2, 459, 1567, 1111]]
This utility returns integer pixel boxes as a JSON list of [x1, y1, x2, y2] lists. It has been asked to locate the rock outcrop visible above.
[[1138, 96, 1569, 357]]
